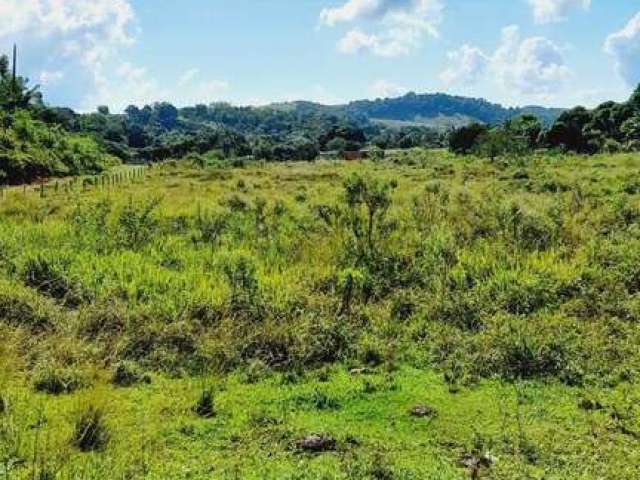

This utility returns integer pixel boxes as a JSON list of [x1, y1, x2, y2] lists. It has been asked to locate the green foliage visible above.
[[116, 197, 161, 249], [0, 110, 116, 184], [342, 173, 396, 257], [111, 361, 150, 387], [0, 49, 41, 111], [448, 123, 488, 154]]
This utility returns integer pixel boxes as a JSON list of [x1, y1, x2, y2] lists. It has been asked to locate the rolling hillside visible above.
[[265, 92, 564, 130]]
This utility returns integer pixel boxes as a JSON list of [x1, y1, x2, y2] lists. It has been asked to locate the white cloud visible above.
[[0, 0, 232, 111], [527, 0, 591, 24], [83, 62, 230, 111], [178, 68, 200, 87], [320, 0, 382, 26], [83, 61, 164, 111], [492, 26, 571, 95], [369, 79, 408, 98], [338, 29, 380, 54], [39, 69, 64, 86], [439, 45, 488, 85], [440, 26, 571, 99], [0, 0, 137, 109], [321, 0, 443, 57], [604, 12, 640, 87]]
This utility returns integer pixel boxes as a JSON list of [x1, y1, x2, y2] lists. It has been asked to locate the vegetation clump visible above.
[[70, 404, 110, 452]]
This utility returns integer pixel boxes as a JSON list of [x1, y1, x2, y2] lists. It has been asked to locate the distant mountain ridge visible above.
[[265, 92, 564, 130]]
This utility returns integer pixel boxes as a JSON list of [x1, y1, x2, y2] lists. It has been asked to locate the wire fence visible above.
[[0, 166, 148, 200]]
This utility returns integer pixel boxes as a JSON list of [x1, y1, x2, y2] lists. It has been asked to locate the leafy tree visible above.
[[507, 115, 542, 149], [0, 47, 41, 110], [544, 107, 592, 153], [0, 110, 116, 183], [154, 102, 179, 130], [473, 128, 527, 160], [448, 123, 488, 154], [326, 137, 348, 153], [622, 116, 640, 142]]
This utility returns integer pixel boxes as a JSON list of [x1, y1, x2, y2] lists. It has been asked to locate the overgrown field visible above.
[[2, 150, 640, 479]]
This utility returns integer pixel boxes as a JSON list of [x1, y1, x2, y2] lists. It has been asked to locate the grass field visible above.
[[1, 150, 640, 479]]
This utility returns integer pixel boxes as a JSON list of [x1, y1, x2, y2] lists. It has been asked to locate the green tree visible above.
[[507, 115, 542, 148], [0, 47, 41, 110], [448, 123, 488, 154]]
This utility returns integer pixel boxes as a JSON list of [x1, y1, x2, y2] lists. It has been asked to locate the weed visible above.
[[193, 388, 215, 418], [71, 404, 109, 452]]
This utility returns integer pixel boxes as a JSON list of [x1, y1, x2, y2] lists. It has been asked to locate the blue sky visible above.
[[1, 0, 639, 111]]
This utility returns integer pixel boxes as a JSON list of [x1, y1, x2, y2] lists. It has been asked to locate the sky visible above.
[[1, 0, 639, 112]]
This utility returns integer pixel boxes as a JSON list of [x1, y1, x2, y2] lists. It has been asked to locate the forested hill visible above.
[[269, 93, 564, 129]]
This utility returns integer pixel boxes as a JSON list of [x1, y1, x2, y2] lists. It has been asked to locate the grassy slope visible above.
[[1, 151, 640, 478]]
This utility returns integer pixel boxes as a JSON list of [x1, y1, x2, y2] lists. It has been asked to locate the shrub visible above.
[[111, 361, 151, 387], [193, 211, 228, 247], [33, 366, 87, 395], [473, 314, 582, 383], [342, 173, 396, 257], [337, 268, 368, 316], [117, 197, 161, 249], [222, 252, 264, 321]]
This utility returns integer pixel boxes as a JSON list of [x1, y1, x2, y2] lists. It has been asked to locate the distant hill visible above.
[[265, 92, 564, 130]]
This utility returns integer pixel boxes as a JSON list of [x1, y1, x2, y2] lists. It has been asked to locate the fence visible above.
[[0, 166, 148, 200]]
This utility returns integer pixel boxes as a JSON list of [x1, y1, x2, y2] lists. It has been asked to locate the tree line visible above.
[[449, 85, 640, 158]]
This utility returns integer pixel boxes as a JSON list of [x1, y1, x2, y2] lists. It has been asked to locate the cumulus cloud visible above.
[[527, 0, 591, 24], [439, 45, 488, 85], [320, 0, 384, 26], [0, 0, 137, 108], [320, 0, 443, 57], [604, 12, 640, 87], [84, 63, 230, 111], [369, 79, 408, 98], [440, 26, 571, 98], [0, 1, 231, 111], [492, 26, 571, 95]]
